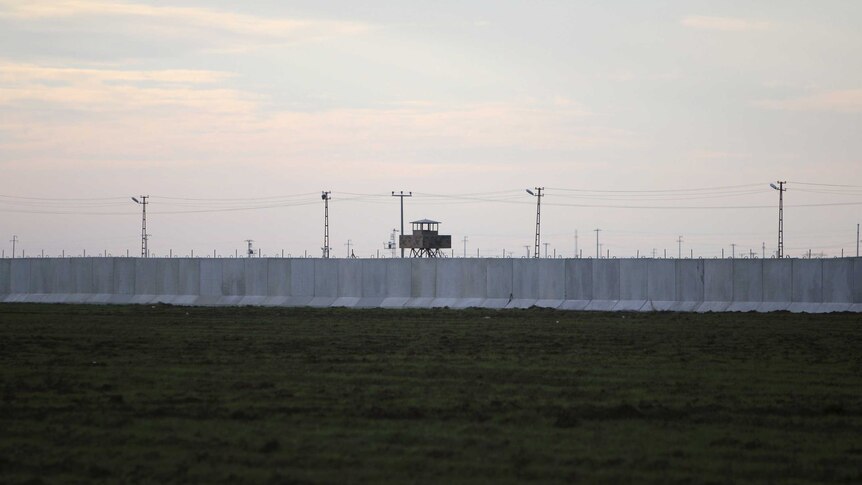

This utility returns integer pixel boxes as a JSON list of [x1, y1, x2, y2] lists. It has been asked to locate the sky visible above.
[[1, 0, 861, 259]]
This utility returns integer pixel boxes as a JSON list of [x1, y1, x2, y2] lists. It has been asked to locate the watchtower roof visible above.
[[410, 219, 440, 224]]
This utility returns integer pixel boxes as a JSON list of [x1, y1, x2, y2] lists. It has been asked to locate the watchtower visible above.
[[399, 219, 452, 258]]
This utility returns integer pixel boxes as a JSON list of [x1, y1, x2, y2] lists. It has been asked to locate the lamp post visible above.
[[321, 191, 331, 258], [526, 187, 544, 259], [131, 196, 149, 258], [770, 182, 786, 258]]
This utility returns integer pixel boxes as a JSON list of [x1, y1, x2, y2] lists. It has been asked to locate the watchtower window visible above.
[[410, 219, 440, 233]]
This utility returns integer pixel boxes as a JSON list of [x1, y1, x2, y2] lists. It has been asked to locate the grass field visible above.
[[1, 304, 861, 483]]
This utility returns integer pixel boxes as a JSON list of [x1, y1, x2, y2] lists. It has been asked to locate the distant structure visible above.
[[399, 219, 452, 258]]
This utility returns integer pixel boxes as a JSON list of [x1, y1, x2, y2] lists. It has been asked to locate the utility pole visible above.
[[526, 187, 544, 259], [131, 196, 149, 258], [245, 239, 254, 258], [391, 191, 412, 258], [770, 181, 786, 258], [677, 235, 683, 259], [543, 242, 550, 258], [594, 228, 601, 259], [524, 245, 530, 258], [857, 223, 859, 257], [762, 242, 766, 259], [10, 235, 17, 259], [731, 243, 736, 259], [462, 235, 468, 258], [346, 239, 353, 258], [321, 191, 331, 258]]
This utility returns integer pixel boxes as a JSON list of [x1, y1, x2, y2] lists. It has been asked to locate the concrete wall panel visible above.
[[291, 259, 315, 297], [50, 258, 74, 294], [92, 259, 114, 294], [337, 259, 363, 297], [486, 259, 513, 299], [153, 259, 179, 302], [28, 259, 51, 293], [113, 259, 136, 295], [565, 259, 592, 301], [135, 259, 158, 295], [266, 259, 290, 296], [822, 259, 853, 303], [593, 259, 620, 300], [198, 259, 222, 297], [620, 259, 648, 300], [411, 259, 436, 298], [512, 259, 539, 299], [733, 260, 762, 302], [507, 259, 539, 307], [792, 259, 822, 303], [538, 259, 565, 300], [647, 260, 675, 301], [362, 260, 388, 298], [70, 259, 93, 294], [762, 259, 791, 303], [313, 259, 338, 299], [385, 259, 411, 298], [244, 259, 268, 296], [855, 258, 862, 304], [0, 259, 10, 295], [435, 259, 462, 299], [703, 259, 732, 302], [676, 259, 704, 302], [10, 259, 30, 294], [178, 259, 200, 295], [461, 259, 487, 299], [221, 259, 246, 296]]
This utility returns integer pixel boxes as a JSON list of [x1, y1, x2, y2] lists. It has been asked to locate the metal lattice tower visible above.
[[132, 196, 149, 258], [322, 191, 331, 258], [245, 239, 254, 258], [526, 187, 544, 258], [771, 181, 787, 258]]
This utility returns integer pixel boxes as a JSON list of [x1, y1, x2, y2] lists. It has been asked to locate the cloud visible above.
[[756, 89, 862, 113], [0, 58, 630, 176], [0, 0, 372, 46], [0, 62, 232, 84], [0, 62, 254, 113], [681, 15, 770, 32]]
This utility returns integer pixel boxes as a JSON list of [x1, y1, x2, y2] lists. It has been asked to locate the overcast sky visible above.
[[1, 0, 861, 259]]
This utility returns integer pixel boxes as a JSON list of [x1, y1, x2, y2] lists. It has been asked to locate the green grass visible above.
[[1, 304, 861, 483]]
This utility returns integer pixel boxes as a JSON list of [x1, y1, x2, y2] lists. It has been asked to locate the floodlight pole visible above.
[[132, 196, 149, 258], [857, 223, 859, 258], [771, 181, 786, 258], [392, 191, 412, 258], [526, 187, 544, 258], [677, 235, 683, 259], [322, 191, 331, 258], [10, 235, 18, 259], [245, 239, 254, 258]]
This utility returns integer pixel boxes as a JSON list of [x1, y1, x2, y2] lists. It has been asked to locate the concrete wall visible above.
[[1, 257, 860, 313]]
